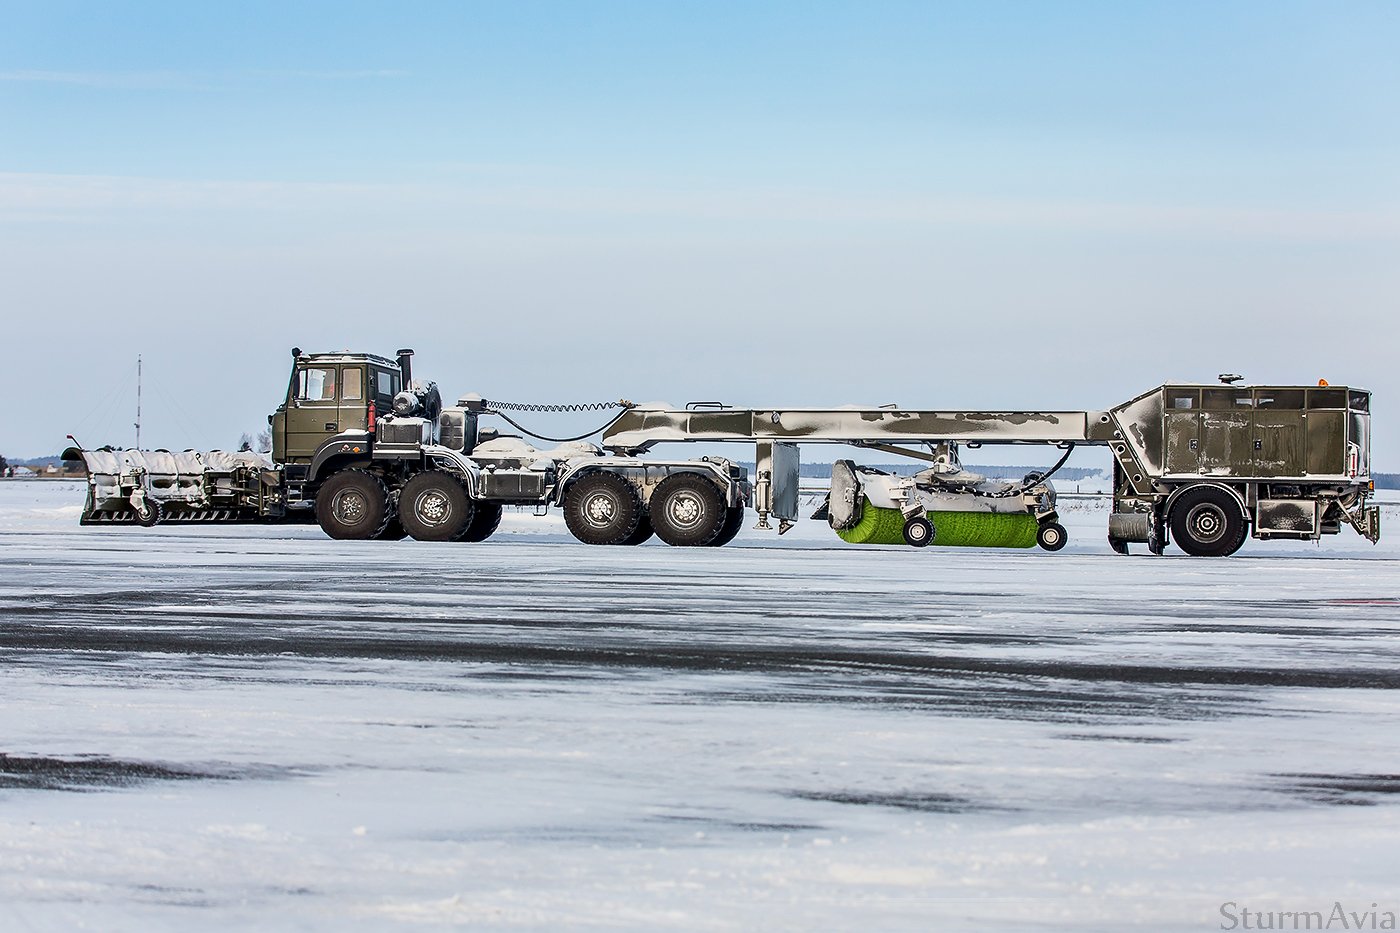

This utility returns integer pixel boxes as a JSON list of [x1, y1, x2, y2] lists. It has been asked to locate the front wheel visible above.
[[316, 470, 391, 540], [399, 471, 475, 542], [1036, 521, 1068, 551], [1169, 486, 1247, 557], [650, 474, 727, 546]]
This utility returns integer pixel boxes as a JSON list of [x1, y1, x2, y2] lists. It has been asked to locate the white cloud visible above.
[[0, 68, 406, 89], [0, 171, 1395, 242]]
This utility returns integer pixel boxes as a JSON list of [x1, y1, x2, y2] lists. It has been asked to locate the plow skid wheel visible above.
[[827, 460, 863, 531], [132, 498, 163, 527]]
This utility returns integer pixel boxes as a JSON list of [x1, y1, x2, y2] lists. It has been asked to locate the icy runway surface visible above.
[[3, 483, 1400, 931]]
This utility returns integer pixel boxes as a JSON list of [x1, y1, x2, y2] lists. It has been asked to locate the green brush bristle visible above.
[[837, 504, 1037, 548]]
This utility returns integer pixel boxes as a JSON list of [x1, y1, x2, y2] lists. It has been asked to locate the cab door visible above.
[[338, 365, 369, 434], [284, 365, 340, 462]]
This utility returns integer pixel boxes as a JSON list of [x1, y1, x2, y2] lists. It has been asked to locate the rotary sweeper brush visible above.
[[813, 444, 1068, 550], [64, 347, 1379, 557]]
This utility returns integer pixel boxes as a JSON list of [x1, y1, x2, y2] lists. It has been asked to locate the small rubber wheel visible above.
[[316, 470, 391, 540], [1036, 521, 1068, 551], [619, 515, 655, 546], [902, 515, 934, 547], [399, 471, 475, 542], [706, 507, 746, 547], [1169, 486, 1247, 557], [564, 472, 643, 545], [650, 473, 727, 546], [1109, 537, 1130, 556], [458, 501, 503, 543], [133, 498, 163, 527]]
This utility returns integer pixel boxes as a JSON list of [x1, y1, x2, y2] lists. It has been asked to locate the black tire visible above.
[[316, 470, 391, 540], [619, 515, 655, 546], [399, 471, 475, 542], [459, 501, 503, 543], [706, 507, 746, 547], [1036, 521, 1068, 551], [650, 473, 727, 547], [902, 515, 934, 547], [1109, 537, 1130, 556], [563, 472, 643, 545], [375, 514, 409, 541], [133, 498, 163, 528], [1169, 486, 1247, 557]]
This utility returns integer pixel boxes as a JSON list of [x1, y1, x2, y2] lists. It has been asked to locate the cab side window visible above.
[[342, 367, 364, 401], [297, 368, 336, 401], [375, 369, 400, 402]]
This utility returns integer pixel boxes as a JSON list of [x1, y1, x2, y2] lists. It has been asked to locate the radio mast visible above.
[[135, 355, 142, 449]]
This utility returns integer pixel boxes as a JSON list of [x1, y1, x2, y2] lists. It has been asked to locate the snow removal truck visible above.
[[63, 348, 1379, 557]]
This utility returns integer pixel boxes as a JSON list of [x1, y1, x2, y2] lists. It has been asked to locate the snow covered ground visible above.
[[2, 480, 1400, 931]]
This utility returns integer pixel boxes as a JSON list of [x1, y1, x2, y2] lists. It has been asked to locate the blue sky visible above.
[[2, 1, 1397, 464]]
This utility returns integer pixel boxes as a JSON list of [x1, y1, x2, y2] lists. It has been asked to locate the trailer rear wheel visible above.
[[1170, 486, 1246, 557], [651, 474, 727, 547], [564, 472, 644, 545], [399, 471, 475, 542], [459, 501, 503, 543], [316, 470, 391, 540], [1036, 521, 1067, 551], [707, 507, 746, 547]]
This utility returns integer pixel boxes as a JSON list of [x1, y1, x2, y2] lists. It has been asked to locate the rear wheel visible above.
[[316, 470, 391, 540], [564, 473, 643, 545], [399, 471, 475, 542], [707, 507, 746, 547], [375, 514, 409, 540], [1169, 486, 1247, 557], [619, 515, 655, 546], [650, 474, 727, 546], [459, 501, 503, 543], [1036, 521, 1068, 551]]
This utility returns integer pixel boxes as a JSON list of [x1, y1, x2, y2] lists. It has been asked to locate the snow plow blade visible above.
[[63, 447, 282, 525]]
